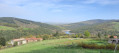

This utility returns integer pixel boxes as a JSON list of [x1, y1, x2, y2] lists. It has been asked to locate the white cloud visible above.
[[0, 0, 35, 19], [0, 0, 28, 5], [83, 0, 119, 5], [51, 9, 63, 12]]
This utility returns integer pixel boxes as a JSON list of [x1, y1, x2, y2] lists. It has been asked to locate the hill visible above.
[[0, 17, 61, 41], [0, 17, 61, 30], [61, 19, 119, 36], [61, 19, 112, 29]]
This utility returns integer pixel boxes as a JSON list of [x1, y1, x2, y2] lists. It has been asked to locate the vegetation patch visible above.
[[0, 26, 16, 30], [0, 38, 118, 53]]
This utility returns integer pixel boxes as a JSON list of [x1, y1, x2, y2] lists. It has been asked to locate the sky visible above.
[[0, 0, 119, 23]]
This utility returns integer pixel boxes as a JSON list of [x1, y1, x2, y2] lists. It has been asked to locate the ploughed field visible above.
[[0, 38, 118, 53]]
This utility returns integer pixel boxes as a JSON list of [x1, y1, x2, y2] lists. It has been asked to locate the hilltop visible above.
[[0, 17, 61, 41], [0, 17, 61, 30], [61, 19, 119, 36]]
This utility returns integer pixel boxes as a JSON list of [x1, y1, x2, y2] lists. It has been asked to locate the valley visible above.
[[0, 17, 119, 53], [0, 0, 119, 53]]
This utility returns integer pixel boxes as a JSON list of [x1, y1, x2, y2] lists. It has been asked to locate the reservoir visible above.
[[63, 30, 71, 34]]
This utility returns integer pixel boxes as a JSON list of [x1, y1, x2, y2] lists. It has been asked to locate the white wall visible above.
[[22, 40, 27, 44]]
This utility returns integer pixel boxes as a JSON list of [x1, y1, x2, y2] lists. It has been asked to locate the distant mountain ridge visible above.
[[61, 19, 119, 36], [0, 17, 119, 40], [0, 17, 61, 41], [0, 17, 61, 30], [61, 19, 111, 29]]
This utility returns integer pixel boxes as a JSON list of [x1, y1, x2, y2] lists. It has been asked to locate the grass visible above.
[[0, 26, 16, 30], [112, 22, 119, 31], [23, 28, 33, 30], [0, 38, 118, 53]]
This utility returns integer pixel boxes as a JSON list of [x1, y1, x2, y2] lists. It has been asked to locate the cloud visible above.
[[51, 9, 63, 12], [82, 0, 119, 5], [0, 0, 35, 19], [0, 0, 119, 23], [0, 0, 28, 5]]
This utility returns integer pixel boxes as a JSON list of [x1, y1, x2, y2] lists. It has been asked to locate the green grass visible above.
[[0, 38, 118, 53], [112, 22, 119, 31], [23, 28, 33, 30], [0, 26, 16, 30]]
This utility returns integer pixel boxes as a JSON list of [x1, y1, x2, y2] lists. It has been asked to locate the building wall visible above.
[[10, 41, 14, 45], [108, 39, 119, 44], [22, 40, 27, 44]]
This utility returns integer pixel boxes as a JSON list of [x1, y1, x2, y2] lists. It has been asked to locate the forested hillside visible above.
[[0, 17, 61, 41], [1, 17, 119, 41], [62, 19, 119, 37]]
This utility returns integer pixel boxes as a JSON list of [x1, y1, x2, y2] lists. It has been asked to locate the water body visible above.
[[63, 30, 71, 34]]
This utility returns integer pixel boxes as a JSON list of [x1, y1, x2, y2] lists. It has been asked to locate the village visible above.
[[7, 35, 119, 47], [8, 37, 43, 46]]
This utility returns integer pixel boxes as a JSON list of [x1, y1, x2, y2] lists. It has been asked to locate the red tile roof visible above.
[[26, 37, 43, 40]]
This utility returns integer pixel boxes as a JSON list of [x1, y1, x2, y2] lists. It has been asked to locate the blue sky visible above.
[[0, 0, 119, 23]]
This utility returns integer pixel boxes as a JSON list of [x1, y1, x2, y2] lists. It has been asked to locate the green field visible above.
[[0, 26, 16, 30], [0, 38, 118, 53]]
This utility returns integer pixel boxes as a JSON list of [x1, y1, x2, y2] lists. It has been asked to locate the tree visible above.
[[53, 31, 60, 37], [110, 36, 114, 38], [104, 32, 108, 39], [98, 32, 102, 42], [0, 37, 6, 46], [98, 32, 101, 38], [78, 33, 83, 38], [42, 35, 51, 40], [84, 30, 90, 38], [75, 35, 79, 38], [36, 35, 42, 38]]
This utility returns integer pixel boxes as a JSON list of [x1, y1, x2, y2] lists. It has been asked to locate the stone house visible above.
[[108, 38, 119, 44], [11, 38, 27, 46], [10, 37, 43, 46], [26, 38, 43, 43], [108, 35, 119, 44]]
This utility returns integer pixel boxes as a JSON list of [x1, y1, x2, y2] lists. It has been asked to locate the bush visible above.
[[0, 45, 2, 49], [13, 42, 18, 46], [106, 44, 115, 50], [99, 45, 106, 49], [77, 43, 119, 50]]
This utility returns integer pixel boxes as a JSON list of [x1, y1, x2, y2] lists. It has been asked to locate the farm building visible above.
[[108, 39, 119, 44], [108, 35, 119, 44], [108, 35, 117, 39], [10, 38, 27, 46], [26, 38, 43, 43], [10, 37, 43, 46]]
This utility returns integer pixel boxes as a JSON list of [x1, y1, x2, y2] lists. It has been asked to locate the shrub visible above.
[[77, 43, 118, 50], [106, 44, 115, 50], [0, 45, 2, 49], [99, 45, 106, 49], [117, 45, 119, 50], [13, 42, 18, 46]]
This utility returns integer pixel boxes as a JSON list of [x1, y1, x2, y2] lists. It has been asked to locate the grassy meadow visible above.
[[0, 26, 16, 30], [0, 38, 118, 53]]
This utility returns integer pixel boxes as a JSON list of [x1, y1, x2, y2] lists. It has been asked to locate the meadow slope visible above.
[[0, 38, 117, 53]]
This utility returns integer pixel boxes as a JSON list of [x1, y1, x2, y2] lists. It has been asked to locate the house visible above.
[[108, 35, 119, 44], [10, 38, 27, 46], [108, 35, 117, 39], [37, 38, 43, 41], [26, 37, 43, 43], [10, 37, 43, 46], [108, 38, 119, 44]]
